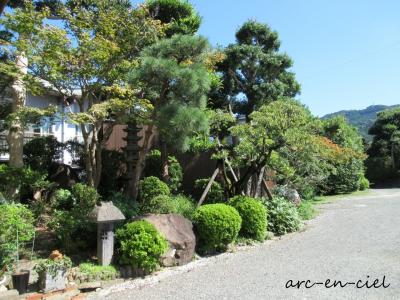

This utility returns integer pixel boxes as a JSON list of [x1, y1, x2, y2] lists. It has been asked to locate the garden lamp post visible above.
[[89, 202, 125, 266]]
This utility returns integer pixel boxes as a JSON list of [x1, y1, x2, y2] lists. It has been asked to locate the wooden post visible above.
[[97, 223, 115, 266], [197, 168, 219, 207]]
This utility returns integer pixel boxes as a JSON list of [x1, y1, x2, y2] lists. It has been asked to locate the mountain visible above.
[[322, 105, 400, 141]]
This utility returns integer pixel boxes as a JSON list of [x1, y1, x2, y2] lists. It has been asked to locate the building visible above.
[[0, 91, 83, 165]]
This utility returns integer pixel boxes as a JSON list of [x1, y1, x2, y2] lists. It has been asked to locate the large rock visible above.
[[273, 185, 301, 207], [136, 214, 196, 267]]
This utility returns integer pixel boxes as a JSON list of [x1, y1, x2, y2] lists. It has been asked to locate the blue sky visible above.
[[187, 0, 400, 116]]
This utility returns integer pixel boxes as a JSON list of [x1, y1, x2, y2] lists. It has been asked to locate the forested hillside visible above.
[[323, 105, 400, 142]]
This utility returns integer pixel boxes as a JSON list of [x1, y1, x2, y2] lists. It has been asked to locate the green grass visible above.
[[299, 189, 371, 220], [308, 189, 371, 206], [78, 262, 118, 277], [297, 201, 317, 220]]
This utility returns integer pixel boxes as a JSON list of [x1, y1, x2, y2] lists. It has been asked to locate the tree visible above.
[[0, 1, 52, 167], [147, 0, 201, 37], [129, 34, 211, 183], [24, 0, 163, 187], [217, 20, 300, 118], [366, 108, 400, 182], [227, 99, 317, 196], [319, 116, 366, 194]]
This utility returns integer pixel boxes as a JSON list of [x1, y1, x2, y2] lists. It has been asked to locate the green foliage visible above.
[[0, 203, 35, 269], [52, 189, 72, 210], [217, 20, 300, 117], [131, 34, 211, 152], [366, 107, 400, 183], [78, 262, 118, 281], [139, 193, 195, 219], [34, 256, 72, 277], [228, 196, 267, 241], [264, 197, 301, 236], [170, 194, 196, 219], [144, 150, 183, 192], [297, 201, 317, 220], [98, 150, 126, 198], [194, 178, 224, 204], [192, 203, 242, 253], [115, 221, 168, 272], [0, 164, 50, 201], [319, 116, 366, 194], [140, 194, 175, 215], [139, 176, 171, 202], [109, 192, 140, 219], [147, 0, 201, 36], [48, 184, 98, 252], [23, 136, 63, 172], [359, 176, 370, 191]]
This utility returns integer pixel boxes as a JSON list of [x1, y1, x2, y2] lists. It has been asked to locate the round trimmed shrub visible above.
[[228, 195, 267, 241], [265, 197, 301, 236], [139, 176, 170, 202], [192, 204, 242, 253], [115, 220, 168, 273]]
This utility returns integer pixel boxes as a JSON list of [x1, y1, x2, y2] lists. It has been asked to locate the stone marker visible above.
[[89, 202, 125, 266], [136, 214, 196, 267]]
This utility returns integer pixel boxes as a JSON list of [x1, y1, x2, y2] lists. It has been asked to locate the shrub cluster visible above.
[[48, 183, 98, 252], [144, 150, 183, 192], [115, 220, 168, 273], [297, 201, 317, 220], [139, 194, 196, 219], [264, 197, 301, 235], [228, 196, 267, 241], [0, 203, 35, 269], [192, 203, 241, 253], [139, 176, 170, 202]]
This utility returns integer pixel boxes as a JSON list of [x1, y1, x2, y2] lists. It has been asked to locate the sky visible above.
[[187, 0, 400, 116]]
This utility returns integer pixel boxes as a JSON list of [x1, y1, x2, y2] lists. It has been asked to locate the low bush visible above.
[[144, 150, 183, 192], [0, 203, 35, 269], [24, 136, 63, 172], [52, 189, 73, 210], [0, 165, 50, 201], [139, 176, 170, 202], [48, 183, 98, 252], [140, 194, 175, 215], [78, 262, 118, 281], [109, 192, 140, 219], [115, 221, 168, 273], [193, 178, 224, 204], [171, 195, 196, 219], [264, 197, 301, 235], [192, 204, 241, 253], [359, 176, 370, 191], [297, 201, 317, 220], [228, 196, 267, 241]]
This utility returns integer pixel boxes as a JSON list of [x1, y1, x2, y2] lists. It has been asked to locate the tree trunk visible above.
[[129, 124, 155, 200], [160, 139, 169, 182], [7, 53, 27, 168], [254, 167, 265, 197]]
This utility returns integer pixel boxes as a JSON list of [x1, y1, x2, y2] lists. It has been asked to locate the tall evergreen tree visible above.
[[217, 20, 300, 118], [130, 34, 211, 183]]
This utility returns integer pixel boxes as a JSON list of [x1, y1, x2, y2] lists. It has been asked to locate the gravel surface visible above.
[[95, 189, 400, 300]]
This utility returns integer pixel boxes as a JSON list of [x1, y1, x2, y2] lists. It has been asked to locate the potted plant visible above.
[[34, 251, 72, 292]]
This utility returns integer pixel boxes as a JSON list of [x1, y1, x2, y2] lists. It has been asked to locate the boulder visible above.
[[136, 214, 196, 267], [274, 185, 301, 207]]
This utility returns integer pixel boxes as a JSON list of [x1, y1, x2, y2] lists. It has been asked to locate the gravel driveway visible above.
[[96, 189, 400, 300]]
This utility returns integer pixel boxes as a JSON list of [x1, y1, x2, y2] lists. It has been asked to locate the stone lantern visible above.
[[89, 202, 125, 266]]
